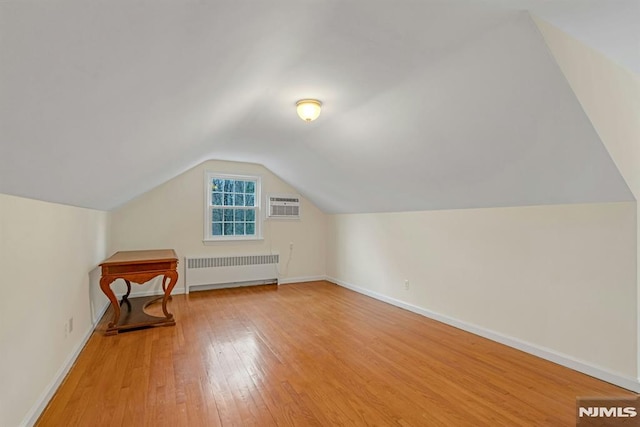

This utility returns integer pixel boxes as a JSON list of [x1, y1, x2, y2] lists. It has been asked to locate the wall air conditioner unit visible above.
[[267, 194, 301, 219]]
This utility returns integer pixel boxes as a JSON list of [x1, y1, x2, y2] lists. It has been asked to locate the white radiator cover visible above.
[[185, 254, 279, 293]]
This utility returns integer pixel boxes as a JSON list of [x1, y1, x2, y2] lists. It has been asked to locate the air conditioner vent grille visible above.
[[267, 194, 301, 219], [270, 205, 299, 217]]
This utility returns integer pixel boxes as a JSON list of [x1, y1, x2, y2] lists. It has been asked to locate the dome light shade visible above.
[[296, 99, 322, 122]]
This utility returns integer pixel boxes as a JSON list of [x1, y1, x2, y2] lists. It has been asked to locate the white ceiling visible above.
[[0, 0, 635, 213], [491, 0, 640, 73]]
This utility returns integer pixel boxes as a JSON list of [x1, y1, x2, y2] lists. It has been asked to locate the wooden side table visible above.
[[99, 249, 178, 335]]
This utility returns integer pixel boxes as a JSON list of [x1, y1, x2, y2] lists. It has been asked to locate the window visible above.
[[204, 172, 262, 241]]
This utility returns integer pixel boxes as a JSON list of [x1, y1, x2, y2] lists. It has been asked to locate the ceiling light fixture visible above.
[[296, 99, 322, 122]]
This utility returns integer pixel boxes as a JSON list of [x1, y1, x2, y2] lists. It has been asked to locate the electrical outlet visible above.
[[404, 280, 410, 290], [68, 317, 73, 333]]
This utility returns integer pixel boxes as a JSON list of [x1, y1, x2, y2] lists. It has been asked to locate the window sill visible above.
[[203, 237, 264, 245]]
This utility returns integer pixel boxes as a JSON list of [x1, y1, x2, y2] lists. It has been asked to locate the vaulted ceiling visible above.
[[0, 0, 636, 213]]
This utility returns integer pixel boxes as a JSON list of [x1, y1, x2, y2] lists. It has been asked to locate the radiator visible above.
[[184, 254, 279, 294]]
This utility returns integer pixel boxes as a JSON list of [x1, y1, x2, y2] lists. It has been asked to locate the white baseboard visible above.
[[184, 276, 325, 293], [278, 275, 326, 285], [185, 280, 278, 294], [20, 302, 110, 427], [327, 276, 640, 393], [127, 276, 325, 296], [123, 287, 186, 298], [93, 300, 111, 328]]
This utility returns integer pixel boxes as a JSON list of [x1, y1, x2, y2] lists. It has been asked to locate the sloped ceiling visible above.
[[0, 0, 635, 213], [502, 0, 640, 73]]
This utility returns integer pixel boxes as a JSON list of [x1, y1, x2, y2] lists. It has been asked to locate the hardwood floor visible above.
[[37, 281, 635, 426]]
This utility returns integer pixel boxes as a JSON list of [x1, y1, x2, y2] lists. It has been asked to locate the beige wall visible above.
[[326, 202, 637, 380], [534, 16, 640, 380], [109, 159, 327, 294], [0, 193, 109, 427]]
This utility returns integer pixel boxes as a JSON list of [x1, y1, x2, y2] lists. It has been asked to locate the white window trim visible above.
[[203, 172, 263, 243]]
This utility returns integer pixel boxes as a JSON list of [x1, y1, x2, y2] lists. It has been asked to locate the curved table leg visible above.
[[161, 271, 178, 319], [100, 276, 120, 331], [122, 280, 132, 301], [161, 276, 173, 303]]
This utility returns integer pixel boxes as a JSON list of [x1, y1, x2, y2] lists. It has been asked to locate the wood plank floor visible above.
[[37, 281, 635, 426]]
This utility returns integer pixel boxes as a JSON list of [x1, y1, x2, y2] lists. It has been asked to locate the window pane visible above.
[[212, 179, 225, 192], [246, 222, 255, 235], [206, 174, 261, 240], [224, 222, 234, 235], [212, 223, 223, 236], [234, 223, 245, 235]]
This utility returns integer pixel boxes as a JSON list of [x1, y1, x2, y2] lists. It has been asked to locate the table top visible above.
[[100, 249, 178, 266]]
